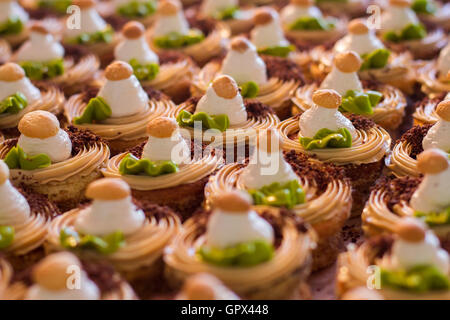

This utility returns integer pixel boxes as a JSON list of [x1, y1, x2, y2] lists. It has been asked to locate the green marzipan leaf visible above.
[[73, 96, 112, 124], [257, 44, 295, 58], [38, 0, 71, 13], [20, 58, 64, 81], [60, 228, 125, 255], [117, 0, 156, 17], [360, 49, 391, 70], [415, 208, 450, 226], [129, 59, 160, 81], [154, 30, 205, 49], [300, 127, 352, 150], [0, 226, 14, 249], [289, 16, 335, 31], [381, 265, 450, 293], [119, 153, 178, 176], [69, 26, 114, 45], [198, 240, 274, 267], [240, 81, 259, 98], [384, 24, 427, 42], [176, 110, 230, 132], [412, 0, 437, 15], [248, 180, 306, 209], [4, 145, 51, 170], [340, 89, 382, 115], [216, 6, 238, 20], [0, 17, 23, 36], [0, 92, 28, 115]]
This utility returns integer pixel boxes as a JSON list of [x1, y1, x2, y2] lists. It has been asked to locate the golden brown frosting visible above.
[[0, 139, 109, 184], [164, 207, 316, 297], [51, 54, 100, 89], [65, 94, 174, 141], [191, 60, 300, 110], [387, 140, 419, 177], [278, 116, 391, 165], [142, 59, 198, 91], [293, 82, 406, 131], [419, 61, 450, 96], [46, 206, 181, 273], [413, 98, 440, 125], [205, 162, 352, 226], [169, 100, 280, 146], [337, 242, 450, 299], [0, 85, 64, 130], [103, 148, 220, 191]]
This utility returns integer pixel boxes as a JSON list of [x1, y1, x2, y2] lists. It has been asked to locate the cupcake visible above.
[[191, 37, 304, 120], [413, 92, 449, 125], [250, 7, 295, 59], [308, 18, 416, 94], [46, 178, 181, 298], [418, 42, 450, 96], [11, 23, 100, 96], [0, 160, 59, 271], [337, 219, 450, 299], [293, 51, 407, 131], [388, 100, 450, 177], [4, 252, 137, 300], [21, 0, 72, 18], [279, 89, 391, 216], [0, 110, 110, 211], [164, 190, 316, 299], [65, 61, 173, 155], [315, 0, 369, 19], [411, 0, 450, 32], [103, 117, 221, 219], [173, 75, 280, 159], [195, 0, 254, 35], [379, 0, 447, 60], [115, 21, 198, 104], [281, 0, 346, 46], [205, 129, 352, 270], [176, 273, 240, 300], [98, 0, 157, 29], [364, 149, 450, 240], [0, 0, 31, 46], [147, 0, 229, 66], [0, 63, 65, 138], [62, 0, 117, 66]]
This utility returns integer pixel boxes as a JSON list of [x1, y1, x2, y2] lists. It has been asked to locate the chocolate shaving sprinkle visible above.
[[65, 126, 105, 156], [399, 124, 432, 159], [367, 234, 395, 259], [284, 150, 348, 193], [63, 44, 91, 63], [158, 51, 189, 65], [261, 55, 305, 83], [81, 86, 101, 103], [346, 114, 376, 131], [186, 16, 216, 36], [81, 259, 123, 294], [17, 184, 60, 219], [142, 86, 167, 101], [373, 175, 422, 211], [244, 101, 274, 119], [134, 199, 176, 221]]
